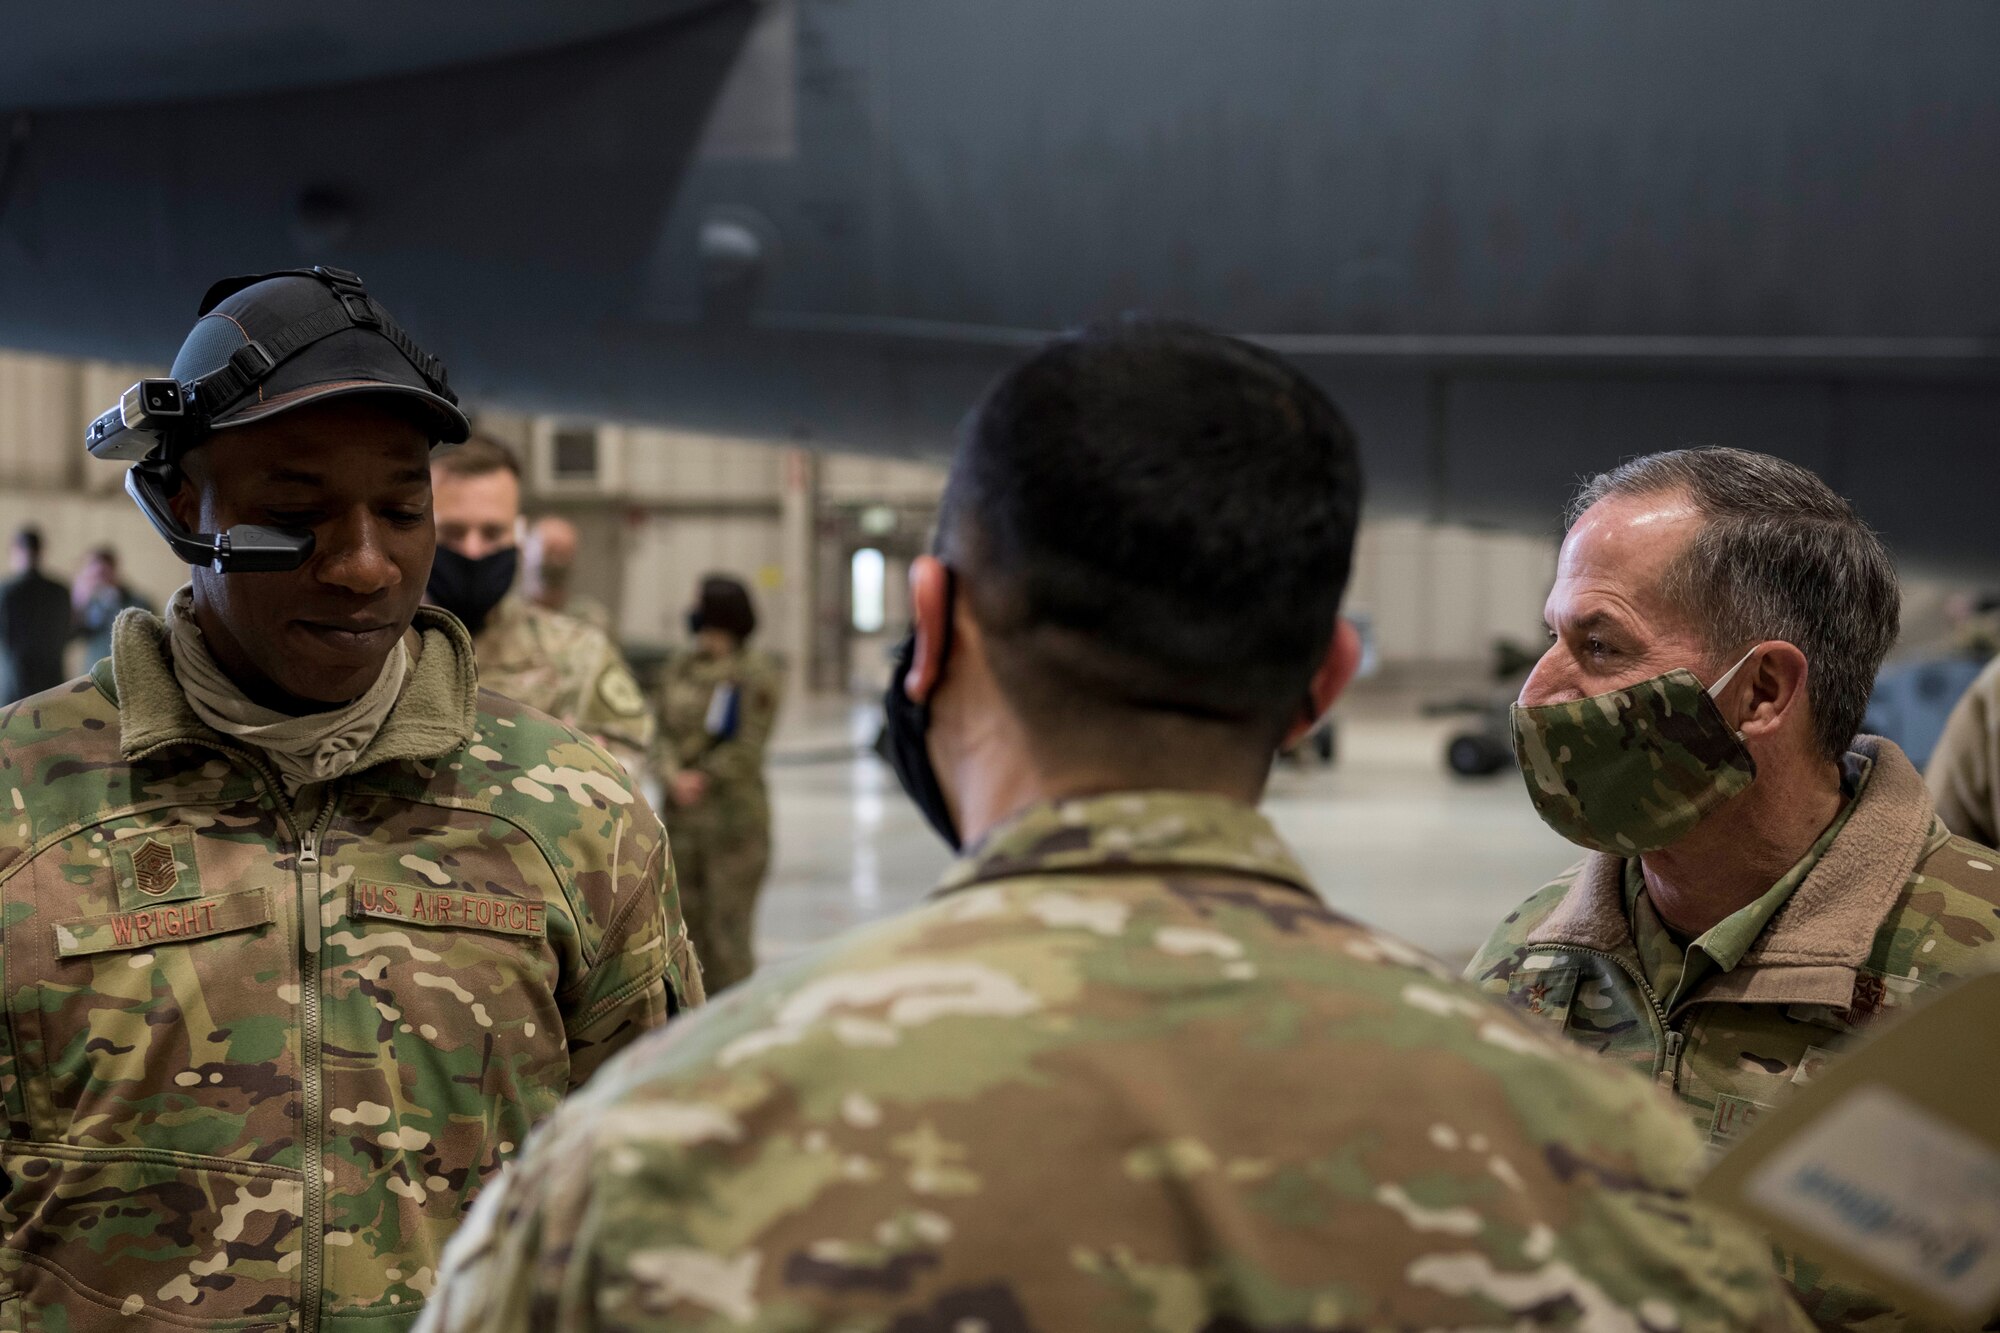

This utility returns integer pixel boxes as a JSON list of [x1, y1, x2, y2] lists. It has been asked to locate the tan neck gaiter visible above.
[[165, 586, 407, 793]]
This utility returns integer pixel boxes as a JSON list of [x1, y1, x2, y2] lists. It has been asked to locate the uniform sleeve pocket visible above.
[[1505, 955, 1581, 1029]]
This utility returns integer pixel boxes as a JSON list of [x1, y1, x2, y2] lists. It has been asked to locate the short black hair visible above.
[[940, 318, 1362, 742], [13, 527, 41, 558], [696, 575, 758, 641]]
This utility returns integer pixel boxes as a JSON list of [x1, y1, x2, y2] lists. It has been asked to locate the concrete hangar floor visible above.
[[753, 686, 1580, 980]]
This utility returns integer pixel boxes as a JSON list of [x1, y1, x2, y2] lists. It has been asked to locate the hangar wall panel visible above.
[[0, 353, 81, 488], [821, 454, 947, 504], [1347, 519, 1556, 668], [621, 426, 785, 500], [620, 512, 791, 656]]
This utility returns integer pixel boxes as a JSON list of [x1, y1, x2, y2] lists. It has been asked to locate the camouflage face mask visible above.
[[1509, 649, 1758, 855]]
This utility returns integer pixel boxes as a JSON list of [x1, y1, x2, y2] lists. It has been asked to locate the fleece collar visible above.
[[100, 603, 479, 772], [1527, 736, 1945, 1009]]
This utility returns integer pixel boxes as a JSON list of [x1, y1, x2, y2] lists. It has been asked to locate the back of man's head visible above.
[[940, 318, 1362, 755], [13, 527, 42, 567]]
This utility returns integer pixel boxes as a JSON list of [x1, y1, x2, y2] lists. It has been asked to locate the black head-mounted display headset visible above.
[[85, 266, 471, 573]]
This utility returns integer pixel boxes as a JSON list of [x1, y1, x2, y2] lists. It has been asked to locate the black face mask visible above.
[[880, 575, 960, 850], [427, 545, 518, 637]]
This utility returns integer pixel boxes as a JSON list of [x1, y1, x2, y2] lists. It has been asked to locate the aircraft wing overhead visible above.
[[0, 1, 759, 372], [5, 2, 730, 108], [1, 1, 1996, 573]]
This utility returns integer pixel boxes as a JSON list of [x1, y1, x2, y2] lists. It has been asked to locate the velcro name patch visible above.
[[56, 890, 273, 958], [350, 882, 547, 938]]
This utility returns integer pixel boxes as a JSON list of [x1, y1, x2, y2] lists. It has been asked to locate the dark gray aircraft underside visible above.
[[4, 2, 1996, 570]]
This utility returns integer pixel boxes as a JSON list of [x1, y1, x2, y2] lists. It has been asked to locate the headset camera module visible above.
[[85, 379, 187, 462]]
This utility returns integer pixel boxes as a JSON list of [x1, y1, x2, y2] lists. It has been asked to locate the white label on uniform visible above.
[[705, 683, 739, 738], [1743, 1083, 2000, 1318], [1792, 1044, 1837, 1086]]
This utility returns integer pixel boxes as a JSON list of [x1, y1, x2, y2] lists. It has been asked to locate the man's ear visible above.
[[905, 555, 953, 703], [1730, 641, 1810, 740], [1284, 618, 1364, 748]]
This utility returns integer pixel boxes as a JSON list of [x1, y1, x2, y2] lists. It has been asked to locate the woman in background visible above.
[[655, 574, 784, 994]]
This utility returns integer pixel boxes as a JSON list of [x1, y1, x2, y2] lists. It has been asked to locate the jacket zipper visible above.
[[131, 737, 338, 1332], [294, 790, 340, 1333], [1661, 1028, 1686, 1088], [1539, 944, 1687, 1092]]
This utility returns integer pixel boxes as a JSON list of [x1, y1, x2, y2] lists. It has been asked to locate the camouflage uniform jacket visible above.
[[0, 606, 702, 1332], [473, 594, 654, 775], [1468, 736, 2000, 1329], [418, 790, 1809, 1333], [652, 645, 782, 811], [558, 594, 615, 636], [1927, 652, 2000, 848]]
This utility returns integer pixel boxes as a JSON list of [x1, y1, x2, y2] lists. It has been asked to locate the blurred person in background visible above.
[[427, 437, 654, 774], [1926, 590, 2000, 846], [70, 543, 152, 668], [522, 513, 612, 631], [653, 573, 783, 992], [420, 322, 1808, 1333], [1468, 447, 2000, 1332], [1941, 588, 2000, 660], [0, 524, 72, 701], [1926, 652, 2000, 846]]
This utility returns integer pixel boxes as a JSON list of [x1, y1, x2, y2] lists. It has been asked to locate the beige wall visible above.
[[506, 420, 951, 681], [4, 350, 1986, 693], [621, 515, 788, 645], [0, 354, 183, 611], [1346, 520, 1557, 668], [0, 354, 83, 490]]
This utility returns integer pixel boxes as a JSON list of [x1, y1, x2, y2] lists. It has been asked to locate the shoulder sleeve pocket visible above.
[[1503, 954, 1582, 1029]]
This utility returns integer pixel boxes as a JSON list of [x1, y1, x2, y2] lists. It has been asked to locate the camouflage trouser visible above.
[[663, 803, 771, 995]]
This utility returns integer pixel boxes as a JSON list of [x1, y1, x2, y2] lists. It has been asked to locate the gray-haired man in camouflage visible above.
[[1470, 447, 2000, 1331], [422, 323, 1807, 1333]]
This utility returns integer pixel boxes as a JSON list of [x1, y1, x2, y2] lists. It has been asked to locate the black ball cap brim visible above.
[[208, 379, 471, 446]]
